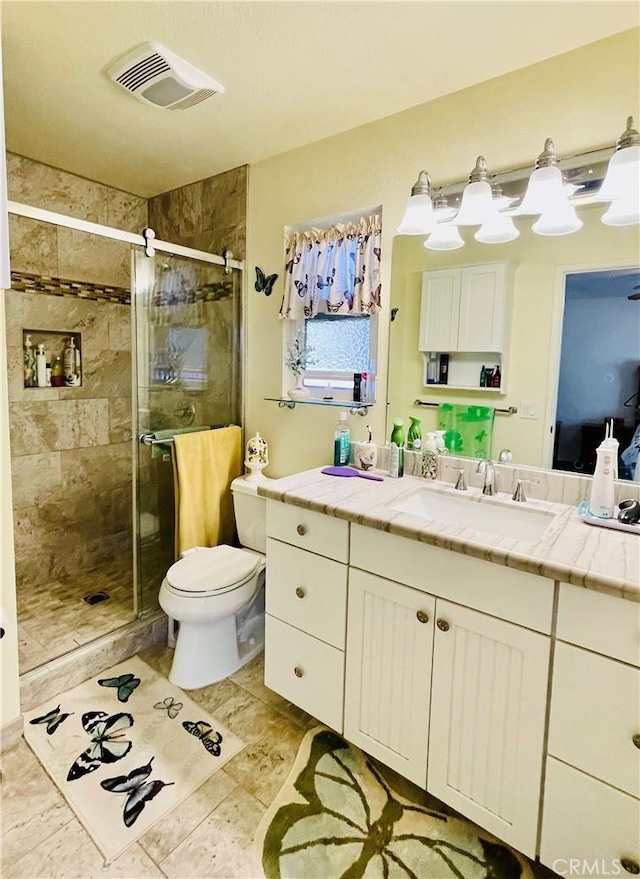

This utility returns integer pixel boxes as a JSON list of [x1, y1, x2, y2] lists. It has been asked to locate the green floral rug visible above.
[[254, 727, 533, 879]]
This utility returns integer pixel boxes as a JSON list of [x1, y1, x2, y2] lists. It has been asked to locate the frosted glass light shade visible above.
[[531, 201, 583, 236], [397, 194, 436, 234], [595, 144, 640, 203], [601, 199, 640, 226], [454, 181, 498, 226], [474, 214, 520, 244], [516, 165, 571, 216], [424, 223, 465, 251]]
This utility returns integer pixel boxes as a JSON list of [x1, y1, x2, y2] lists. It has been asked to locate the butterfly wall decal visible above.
[[255, 267, 278, 296], [182, 720, 223, 756], [29, 704, 73, 735], [100, 757, 174, 828], [67, 711, 134, 781], [98, 672, 141, 703], [153, 696, 183, 719]]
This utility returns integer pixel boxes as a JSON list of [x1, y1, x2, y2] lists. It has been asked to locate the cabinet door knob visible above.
[[296, 524, 307, 536], [295, 586, 306, 599], [294, 666, 304, 678], [436, 618, 450, 632], [621, 859, 640, 875], [416, 610, 429, 624], [632, 734, 640, 750]]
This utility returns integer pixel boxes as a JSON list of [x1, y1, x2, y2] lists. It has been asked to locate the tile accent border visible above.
[[10, 270, 131, 305]]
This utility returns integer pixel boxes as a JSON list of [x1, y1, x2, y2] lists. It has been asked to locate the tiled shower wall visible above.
[[5, 153, 147, 586], [5, 155, 248, 595]]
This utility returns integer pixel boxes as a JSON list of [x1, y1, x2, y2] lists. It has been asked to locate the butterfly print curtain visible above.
[[280, 214, 382, 320]]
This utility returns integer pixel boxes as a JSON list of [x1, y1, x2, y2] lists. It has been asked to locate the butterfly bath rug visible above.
[[254, 727, 534, 879], [23, 655, 244, 864]]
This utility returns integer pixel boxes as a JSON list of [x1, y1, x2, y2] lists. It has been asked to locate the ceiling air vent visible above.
[[106, 42, 224, 111]]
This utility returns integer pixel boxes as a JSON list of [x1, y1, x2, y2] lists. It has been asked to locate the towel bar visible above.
[[139, 425, 228, 445], [413, 400, 518, 415]]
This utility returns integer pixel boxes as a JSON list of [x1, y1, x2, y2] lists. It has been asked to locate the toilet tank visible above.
[[231, 476, 268, 553]]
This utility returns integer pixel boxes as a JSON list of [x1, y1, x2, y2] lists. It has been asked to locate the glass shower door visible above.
[[132, 249, 243, 616]]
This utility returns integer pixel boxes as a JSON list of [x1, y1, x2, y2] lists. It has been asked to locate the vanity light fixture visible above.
[[396, 170, 436, 234], [475, 184, 520, 243], [595, 117, 640, 227], [454, 157, 502, 226], [515, 138, 582, 235], [424, 194, 465, 250]]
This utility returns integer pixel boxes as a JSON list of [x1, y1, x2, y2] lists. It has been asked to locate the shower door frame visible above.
[[7, 198, 245, 623]]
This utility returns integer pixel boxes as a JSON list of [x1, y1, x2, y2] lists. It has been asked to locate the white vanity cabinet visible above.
[[263, 501, 349, 732], [419, 262, 512, 391], [540, 584, 640, 875], [345, 525, 553, 857]]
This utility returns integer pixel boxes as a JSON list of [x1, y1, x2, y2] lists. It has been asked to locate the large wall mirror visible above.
[[388, 202, 640, 481]]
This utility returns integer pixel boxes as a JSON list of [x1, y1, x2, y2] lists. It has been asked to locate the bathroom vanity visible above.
[[259, 468, 640, 871]]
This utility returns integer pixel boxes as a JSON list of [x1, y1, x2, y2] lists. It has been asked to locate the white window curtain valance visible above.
[[280, 214, 382, 320]]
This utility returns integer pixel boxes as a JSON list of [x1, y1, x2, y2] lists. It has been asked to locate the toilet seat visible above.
[[165, 545, 261, 598]]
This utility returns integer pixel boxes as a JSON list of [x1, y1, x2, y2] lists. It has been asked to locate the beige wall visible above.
[[246, 29, 640, 477]]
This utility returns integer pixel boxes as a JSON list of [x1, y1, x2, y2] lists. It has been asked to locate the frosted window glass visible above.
[[305, 315, 370, 372]]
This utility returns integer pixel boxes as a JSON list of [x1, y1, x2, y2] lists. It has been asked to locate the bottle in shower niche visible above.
[[23, 334, 35, 387], [333, 411, 351, 467], [36, 343, 47, 388], [63, 337, 80, 386]]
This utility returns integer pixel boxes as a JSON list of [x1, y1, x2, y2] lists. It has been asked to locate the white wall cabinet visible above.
[[419, 262, 512, 391]]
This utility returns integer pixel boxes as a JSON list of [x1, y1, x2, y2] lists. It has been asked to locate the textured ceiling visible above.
[[2, 2, 638, 197]]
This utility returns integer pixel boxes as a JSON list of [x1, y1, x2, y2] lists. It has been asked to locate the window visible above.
[[280, 211, 382, 402]]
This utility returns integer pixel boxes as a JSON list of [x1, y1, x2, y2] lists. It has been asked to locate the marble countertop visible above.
[[258, 468, 640, 602]]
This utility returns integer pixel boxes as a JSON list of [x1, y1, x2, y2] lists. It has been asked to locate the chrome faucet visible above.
[[475, 459, 496, 496]]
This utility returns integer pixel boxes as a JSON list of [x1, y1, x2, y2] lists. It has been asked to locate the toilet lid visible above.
[[166, 545, 260, 594]]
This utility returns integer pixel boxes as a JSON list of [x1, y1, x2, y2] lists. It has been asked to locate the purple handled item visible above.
[[321, 466, 384, 482]]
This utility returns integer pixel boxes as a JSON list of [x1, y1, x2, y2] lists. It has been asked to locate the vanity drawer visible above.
[[266, 500, 349, 562], [350, 524, 554, 633], [264, 615, 344, 732], [540, 758, 640, 874], [266, 538, 347, 648], [557, 583, 640, 667], [548, 642, 640, 798]]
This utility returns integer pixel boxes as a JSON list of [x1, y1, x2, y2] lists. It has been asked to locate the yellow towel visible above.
[[172, 425, 243, 557]]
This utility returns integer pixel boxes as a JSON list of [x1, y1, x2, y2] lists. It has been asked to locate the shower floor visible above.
[[17, 557, 136, 674]]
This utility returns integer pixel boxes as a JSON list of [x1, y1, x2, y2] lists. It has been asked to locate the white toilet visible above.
[[159, 475, 268, 689]]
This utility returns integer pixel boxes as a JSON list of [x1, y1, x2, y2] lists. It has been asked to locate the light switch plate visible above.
[[519, 401, 540, 419]]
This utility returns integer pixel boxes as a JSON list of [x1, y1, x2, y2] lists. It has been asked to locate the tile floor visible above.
[[17, 558, 137, 673], [2, 645, 555, 879], [1, 646, 316, 879]]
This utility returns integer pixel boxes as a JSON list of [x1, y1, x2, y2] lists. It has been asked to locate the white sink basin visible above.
[[391, 488, 554, 543]]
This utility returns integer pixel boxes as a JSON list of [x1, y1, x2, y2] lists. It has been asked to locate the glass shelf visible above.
[[265, 396, 371, 416]]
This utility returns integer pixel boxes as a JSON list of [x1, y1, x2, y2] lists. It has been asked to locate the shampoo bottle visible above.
[[23, 334, 35, 387], [64, 337, 78, 385], [333, 412, 351, 467], [36, 343, 47, 388], [589, 427, 615, 519]]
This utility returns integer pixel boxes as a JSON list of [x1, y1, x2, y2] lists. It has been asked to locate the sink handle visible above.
[[447, 466, 467, 491], [512, 478, 540, 503]]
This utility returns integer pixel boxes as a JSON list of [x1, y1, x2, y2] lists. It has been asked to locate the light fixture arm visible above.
[[616, 116, 640, 151], [410, 170, 432, 197], [534, 138, 560, 169], [468, 156, 489, 183]]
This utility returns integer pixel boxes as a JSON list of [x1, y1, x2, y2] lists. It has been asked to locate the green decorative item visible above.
[[407, 416, 422, 450], [437, 404, 495, 459]]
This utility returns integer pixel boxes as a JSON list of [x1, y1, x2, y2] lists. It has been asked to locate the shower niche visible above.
[[23, 328, 83, 389]]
